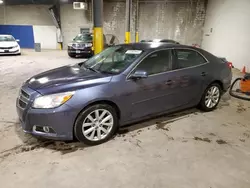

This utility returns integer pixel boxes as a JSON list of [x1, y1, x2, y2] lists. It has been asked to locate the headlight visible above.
[[85, 43, 92, 47], [68, 43, 73, 47], [32, 91, 75, 109], [13, 45, 19, 48]]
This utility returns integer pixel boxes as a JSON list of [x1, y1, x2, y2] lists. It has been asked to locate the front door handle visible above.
[[201, 72, 207, 77]]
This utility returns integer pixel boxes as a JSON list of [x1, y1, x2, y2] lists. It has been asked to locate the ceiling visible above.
[[4, 0, 195, 5], [4, 0, 88, 5]]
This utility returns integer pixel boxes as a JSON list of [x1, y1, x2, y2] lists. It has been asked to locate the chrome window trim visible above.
[[174, 47, 209, 64], [126, 47, 209, 81], [126, 48, 173, 80]]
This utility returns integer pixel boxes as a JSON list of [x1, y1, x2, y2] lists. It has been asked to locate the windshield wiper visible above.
[[99, 70, 116, 75], [84, 65, 99, 73]]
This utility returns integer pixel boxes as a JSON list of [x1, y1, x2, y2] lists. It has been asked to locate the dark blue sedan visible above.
[[16, 42, 232, 145]]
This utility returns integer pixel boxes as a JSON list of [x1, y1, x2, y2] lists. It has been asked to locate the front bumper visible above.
[[0, 48, 20, 55], [16, 86, 78, 140], [67, 47, 93, 55]]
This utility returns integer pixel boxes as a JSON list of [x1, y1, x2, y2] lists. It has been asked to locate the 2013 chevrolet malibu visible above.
[[16, 43, 232, 145]]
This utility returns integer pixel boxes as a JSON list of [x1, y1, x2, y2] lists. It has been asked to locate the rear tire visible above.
[[199, 83, 222, 112], [74, 104, 118, 145]]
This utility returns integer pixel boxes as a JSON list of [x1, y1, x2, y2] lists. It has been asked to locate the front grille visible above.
[[19, 99, 27, 108], [21, 89, 30, 99], [72, 43, 85, 49], [0, 46, 14, 50], [18, 89, 30, 109]]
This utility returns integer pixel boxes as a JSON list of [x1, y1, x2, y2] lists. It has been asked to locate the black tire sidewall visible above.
[[74, 104, 118, 145], [200, 83, 222, 112], [68, 53, 76, 58]]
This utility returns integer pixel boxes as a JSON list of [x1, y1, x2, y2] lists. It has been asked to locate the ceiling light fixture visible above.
[[0, 0, 4, 4]]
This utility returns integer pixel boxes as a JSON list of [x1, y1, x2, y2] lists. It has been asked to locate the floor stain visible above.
[[216, 139, 227, 145], [237, 103, 246, 113], [117, 129, 129, 138], [155, 122, 169, 131], [0, 141, 85, 162], [239, 139, 245, 142], [243, 132, 250, 138], [209, 133, 216, 136], [194, 137, 211, 143]]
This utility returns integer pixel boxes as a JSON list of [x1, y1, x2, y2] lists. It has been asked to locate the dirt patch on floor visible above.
[[194, 137, 211, 143], [216, 139, 228, 145]]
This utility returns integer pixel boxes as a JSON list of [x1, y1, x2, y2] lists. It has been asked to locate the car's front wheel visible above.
[[68, 53, 76, 58], [199, 83, 222, 112], [74, 104, 118, 145]]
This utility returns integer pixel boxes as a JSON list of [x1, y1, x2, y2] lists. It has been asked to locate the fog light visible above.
[[43, 126, 50, 133]]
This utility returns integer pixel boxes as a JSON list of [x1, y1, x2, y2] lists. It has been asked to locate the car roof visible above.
[[117, 42, 192, 51], [141, 39, 179, 43]]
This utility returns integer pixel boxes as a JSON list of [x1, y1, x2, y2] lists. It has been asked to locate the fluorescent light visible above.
[[0, 0, 3, 4]]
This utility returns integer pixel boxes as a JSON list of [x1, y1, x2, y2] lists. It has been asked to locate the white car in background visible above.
[[0, 35, 21, 55]]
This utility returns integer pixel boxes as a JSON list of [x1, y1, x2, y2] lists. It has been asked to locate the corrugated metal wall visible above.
[[103, 2, 126, 44], [61, 0, 206, 47], [138, 0, 206, 45]]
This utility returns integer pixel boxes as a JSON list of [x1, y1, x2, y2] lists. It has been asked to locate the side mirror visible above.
[[129, 70, 148, 80], [16, 39, 20, 42]]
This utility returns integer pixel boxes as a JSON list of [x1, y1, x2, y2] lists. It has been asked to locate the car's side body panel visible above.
[[16, 43, 232, 140]]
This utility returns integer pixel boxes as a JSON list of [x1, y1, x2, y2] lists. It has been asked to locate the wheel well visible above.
[[72, 100, 121, 140], [79, 100, 121, 120], [211, 80, 224, 90]]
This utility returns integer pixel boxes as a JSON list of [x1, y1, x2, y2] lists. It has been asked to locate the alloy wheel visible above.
[[205, 86, 220, 108], [82, 109, 114, 141]]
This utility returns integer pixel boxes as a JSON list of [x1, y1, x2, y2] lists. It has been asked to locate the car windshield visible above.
[[73, 34, 92, 42], [0, 35, 15, 42], [82, 46, 143, 74]]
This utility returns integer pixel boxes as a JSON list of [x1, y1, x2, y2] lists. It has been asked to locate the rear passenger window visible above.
[[134, 50, 171, 75], [175, 49, 207, 69]]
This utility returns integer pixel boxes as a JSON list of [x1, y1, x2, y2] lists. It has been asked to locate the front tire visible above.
[[74, 104, 118, 145], [68, 53, 76, 58], [199, 83, 222, 112]]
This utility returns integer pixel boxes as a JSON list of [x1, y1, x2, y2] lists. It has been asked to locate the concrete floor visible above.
[[0, 50, 250, 188]]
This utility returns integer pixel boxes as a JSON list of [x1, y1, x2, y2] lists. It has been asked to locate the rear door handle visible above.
[[201, 72, 207, 76], [165, 80, 173, 85]]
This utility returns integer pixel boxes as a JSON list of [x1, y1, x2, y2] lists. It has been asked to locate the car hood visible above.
[[27, 64, 111, 91], [0, 41, 18, 47], [72, 40, 92, 43]]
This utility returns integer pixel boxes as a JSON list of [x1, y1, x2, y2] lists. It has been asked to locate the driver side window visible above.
[[134, 50, 172, 75]]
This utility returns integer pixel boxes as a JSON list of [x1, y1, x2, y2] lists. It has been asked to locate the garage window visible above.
[[175, 49, 207, 69]]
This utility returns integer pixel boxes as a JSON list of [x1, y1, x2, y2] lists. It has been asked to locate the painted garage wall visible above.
[[202, 0, 250, 71], [4, 5, 54, 25], [0, 5, 58, 49], [0, 25, 35, 48], [60, 0, 206, 48], [0, 6, 4, 24], [33, 25, 58, 50]]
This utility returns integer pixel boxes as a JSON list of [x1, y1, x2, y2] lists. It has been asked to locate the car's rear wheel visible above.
[[199, 83, 221, 112], [74, 104, 118, 145]]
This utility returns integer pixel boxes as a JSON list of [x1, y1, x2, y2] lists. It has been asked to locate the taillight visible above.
[[227, 62, 233, 68]]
